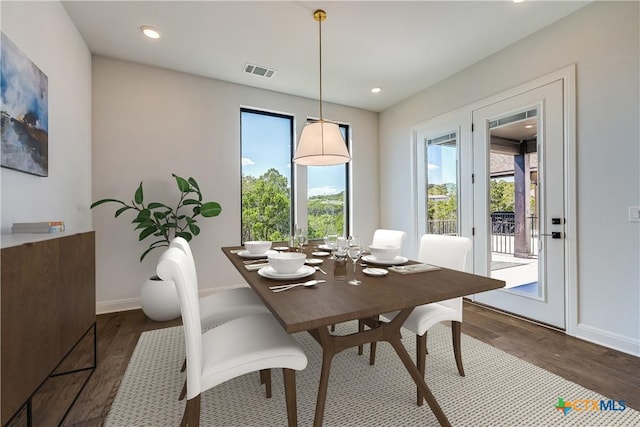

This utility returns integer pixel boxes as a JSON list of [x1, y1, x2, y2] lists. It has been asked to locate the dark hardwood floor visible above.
[[11, 301, 639, 426]]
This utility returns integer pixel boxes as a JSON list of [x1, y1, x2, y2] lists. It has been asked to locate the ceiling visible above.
[[62, 1, 589, 113]]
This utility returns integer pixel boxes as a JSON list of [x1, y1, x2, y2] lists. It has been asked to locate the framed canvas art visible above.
[[1, 32, 49, 177]]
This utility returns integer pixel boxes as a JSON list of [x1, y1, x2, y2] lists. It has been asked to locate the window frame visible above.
[[303, 119, 351, 238], [240, 107, 295, 242]]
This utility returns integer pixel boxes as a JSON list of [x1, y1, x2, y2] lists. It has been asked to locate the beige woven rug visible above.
[[106, 322, 639, 426]]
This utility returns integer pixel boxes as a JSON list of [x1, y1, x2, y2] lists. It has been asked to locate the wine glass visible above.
[[347, 236, 362, 285], [297, 227, 308, 252]]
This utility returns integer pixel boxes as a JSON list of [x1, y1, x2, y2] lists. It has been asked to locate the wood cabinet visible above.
[[1, 231, 96, 425]]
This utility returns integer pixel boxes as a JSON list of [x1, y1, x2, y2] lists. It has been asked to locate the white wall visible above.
[[379, 2, 639, 355], [0, 2, 92, 234], [92, 57, 379, 312]]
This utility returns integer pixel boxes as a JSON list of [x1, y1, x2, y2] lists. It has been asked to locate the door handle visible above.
[[540, 232, 563, 239]]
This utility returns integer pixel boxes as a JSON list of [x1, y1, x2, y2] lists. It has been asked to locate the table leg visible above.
[[387, 336, 451, 426], [313, 350, 334, 427], [308, 312, 451, 427], [385, 310, 451, 427]]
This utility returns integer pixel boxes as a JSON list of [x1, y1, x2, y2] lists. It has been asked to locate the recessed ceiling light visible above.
[[371, 87, 382, 93], [525, 125, 534, 129], [140, 26, 160, 39], [513, 0, 526, 3]]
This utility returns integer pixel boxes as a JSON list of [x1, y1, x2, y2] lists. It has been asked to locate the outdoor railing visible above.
[[427, 219, 458, 235], [427, 214, 538, 257], [490, 213, 538, 256]]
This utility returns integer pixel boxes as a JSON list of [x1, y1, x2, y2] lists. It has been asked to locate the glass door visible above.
[[471, 80, 566, 329]]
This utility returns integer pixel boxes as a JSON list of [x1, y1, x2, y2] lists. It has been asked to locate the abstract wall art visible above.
[[1, 32, 49, 177]]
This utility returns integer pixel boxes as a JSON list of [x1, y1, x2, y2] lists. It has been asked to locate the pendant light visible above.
[[293, 9, 351, 166]]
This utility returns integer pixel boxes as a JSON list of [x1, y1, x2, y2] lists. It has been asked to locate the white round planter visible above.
[[140, 276, 181, 321]]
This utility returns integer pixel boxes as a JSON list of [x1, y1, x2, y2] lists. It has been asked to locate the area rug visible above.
[[106, 322, 639, 426]]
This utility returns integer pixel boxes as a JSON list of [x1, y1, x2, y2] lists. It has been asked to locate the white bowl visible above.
[[244, 240, 272, 254], [268, 252, 306, 274], [368, 244, 400, 261]]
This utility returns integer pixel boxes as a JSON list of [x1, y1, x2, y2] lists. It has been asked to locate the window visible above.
[[426, 132, 459, 235], [240, 109, 294, 243], [306, 124, 350, 239]]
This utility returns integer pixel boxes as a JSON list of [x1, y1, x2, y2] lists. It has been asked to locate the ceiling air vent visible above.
[[243, 63, 276, 78]]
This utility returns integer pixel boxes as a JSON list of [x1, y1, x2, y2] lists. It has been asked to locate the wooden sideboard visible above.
[[1, 231, 96, 426]]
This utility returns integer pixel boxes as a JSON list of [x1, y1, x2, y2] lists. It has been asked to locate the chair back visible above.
[[170, 236, 198, 281], [157, 246, 203, 399], [418, 234, 472, 312], [418, 234, 471, 272], [372, 229, 407, 250]]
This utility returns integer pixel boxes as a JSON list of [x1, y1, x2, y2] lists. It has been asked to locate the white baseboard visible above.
[[96, 284, 251, 315], [575, 323, 640, 357], [96, 297, 141, 314]]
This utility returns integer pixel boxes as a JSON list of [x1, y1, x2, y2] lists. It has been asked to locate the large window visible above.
[[306, 124, 350, 239], [426, 132, 459, 235], [240, 109, 293, 242]]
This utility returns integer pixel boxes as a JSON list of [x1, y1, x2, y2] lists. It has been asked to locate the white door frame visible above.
[[412, 65, 577, 336]]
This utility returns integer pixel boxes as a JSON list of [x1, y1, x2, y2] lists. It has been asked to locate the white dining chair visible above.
[[355, 229, 407, 346], [169, 237, 273, 396], [369, 233, 472, 407], [157, 246, 308, 427], [169, 237, 269, 328], [371, 228, 407, 249]]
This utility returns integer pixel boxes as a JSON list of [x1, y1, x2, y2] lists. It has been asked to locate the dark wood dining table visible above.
[[222, 244, 505, 427]]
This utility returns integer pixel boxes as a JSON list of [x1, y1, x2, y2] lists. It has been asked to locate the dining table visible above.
[[222, 242, 505, 427]]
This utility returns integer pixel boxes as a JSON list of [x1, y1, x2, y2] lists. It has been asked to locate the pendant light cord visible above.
[[318, 13, 323, 121]]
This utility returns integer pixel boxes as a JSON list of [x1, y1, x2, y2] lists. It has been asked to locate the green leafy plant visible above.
[[91, 173, 222, 261]]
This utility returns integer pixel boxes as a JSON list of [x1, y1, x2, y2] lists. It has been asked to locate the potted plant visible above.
[[91, 173, 222, 321]]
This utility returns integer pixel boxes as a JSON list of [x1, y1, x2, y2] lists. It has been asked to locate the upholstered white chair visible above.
[[355, 229, 407, 347], [157, 247, 308, 427], [169, 237, 269, 328], [169, 237, 273, 396], [371, 228, 407, 249], [370, 234, 472, 406]]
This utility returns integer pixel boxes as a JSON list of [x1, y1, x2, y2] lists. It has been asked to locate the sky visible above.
[[241, 111, 346, 197], [427, 143, 458, 185]]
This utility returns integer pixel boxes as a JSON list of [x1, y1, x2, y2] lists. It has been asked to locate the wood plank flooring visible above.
[[10, 301, 638, 426]]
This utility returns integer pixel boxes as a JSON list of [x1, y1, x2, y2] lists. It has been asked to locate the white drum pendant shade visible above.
[[294, 121, 350, 166]]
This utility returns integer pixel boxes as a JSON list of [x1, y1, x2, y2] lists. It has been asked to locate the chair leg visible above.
[[180, 394, 201, 427], [452, 321, 465, 377], [416, 334, 427, 406], [368, 315, 379, 365], [283, 368, 298, 427], [369, 341, 377, 365], [181, 358, 187, 372], [357, 320, 364, 355], [261, 369, 272, 398], [179, 380, 186, 400], [330, 324, 336, 332]]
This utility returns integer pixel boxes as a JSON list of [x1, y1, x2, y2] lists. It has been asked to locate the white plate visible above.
[[363, 267, 388, 276], [362, 255, 409, 266], [257, 265, 316, 280], [237, 249, 277, 259], [317, 244, 332, 250], [312, 251, 331, 257], [273, 246, 289, 251], [305, 258, 323, 265]]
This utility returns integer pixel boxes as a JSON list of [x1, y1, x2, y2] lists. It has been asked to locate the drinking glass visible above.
[[325, 233, 338, 256], [347, 236, 362, 285], [333, 236, 348, 280], [297, 227, 308, 251]]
